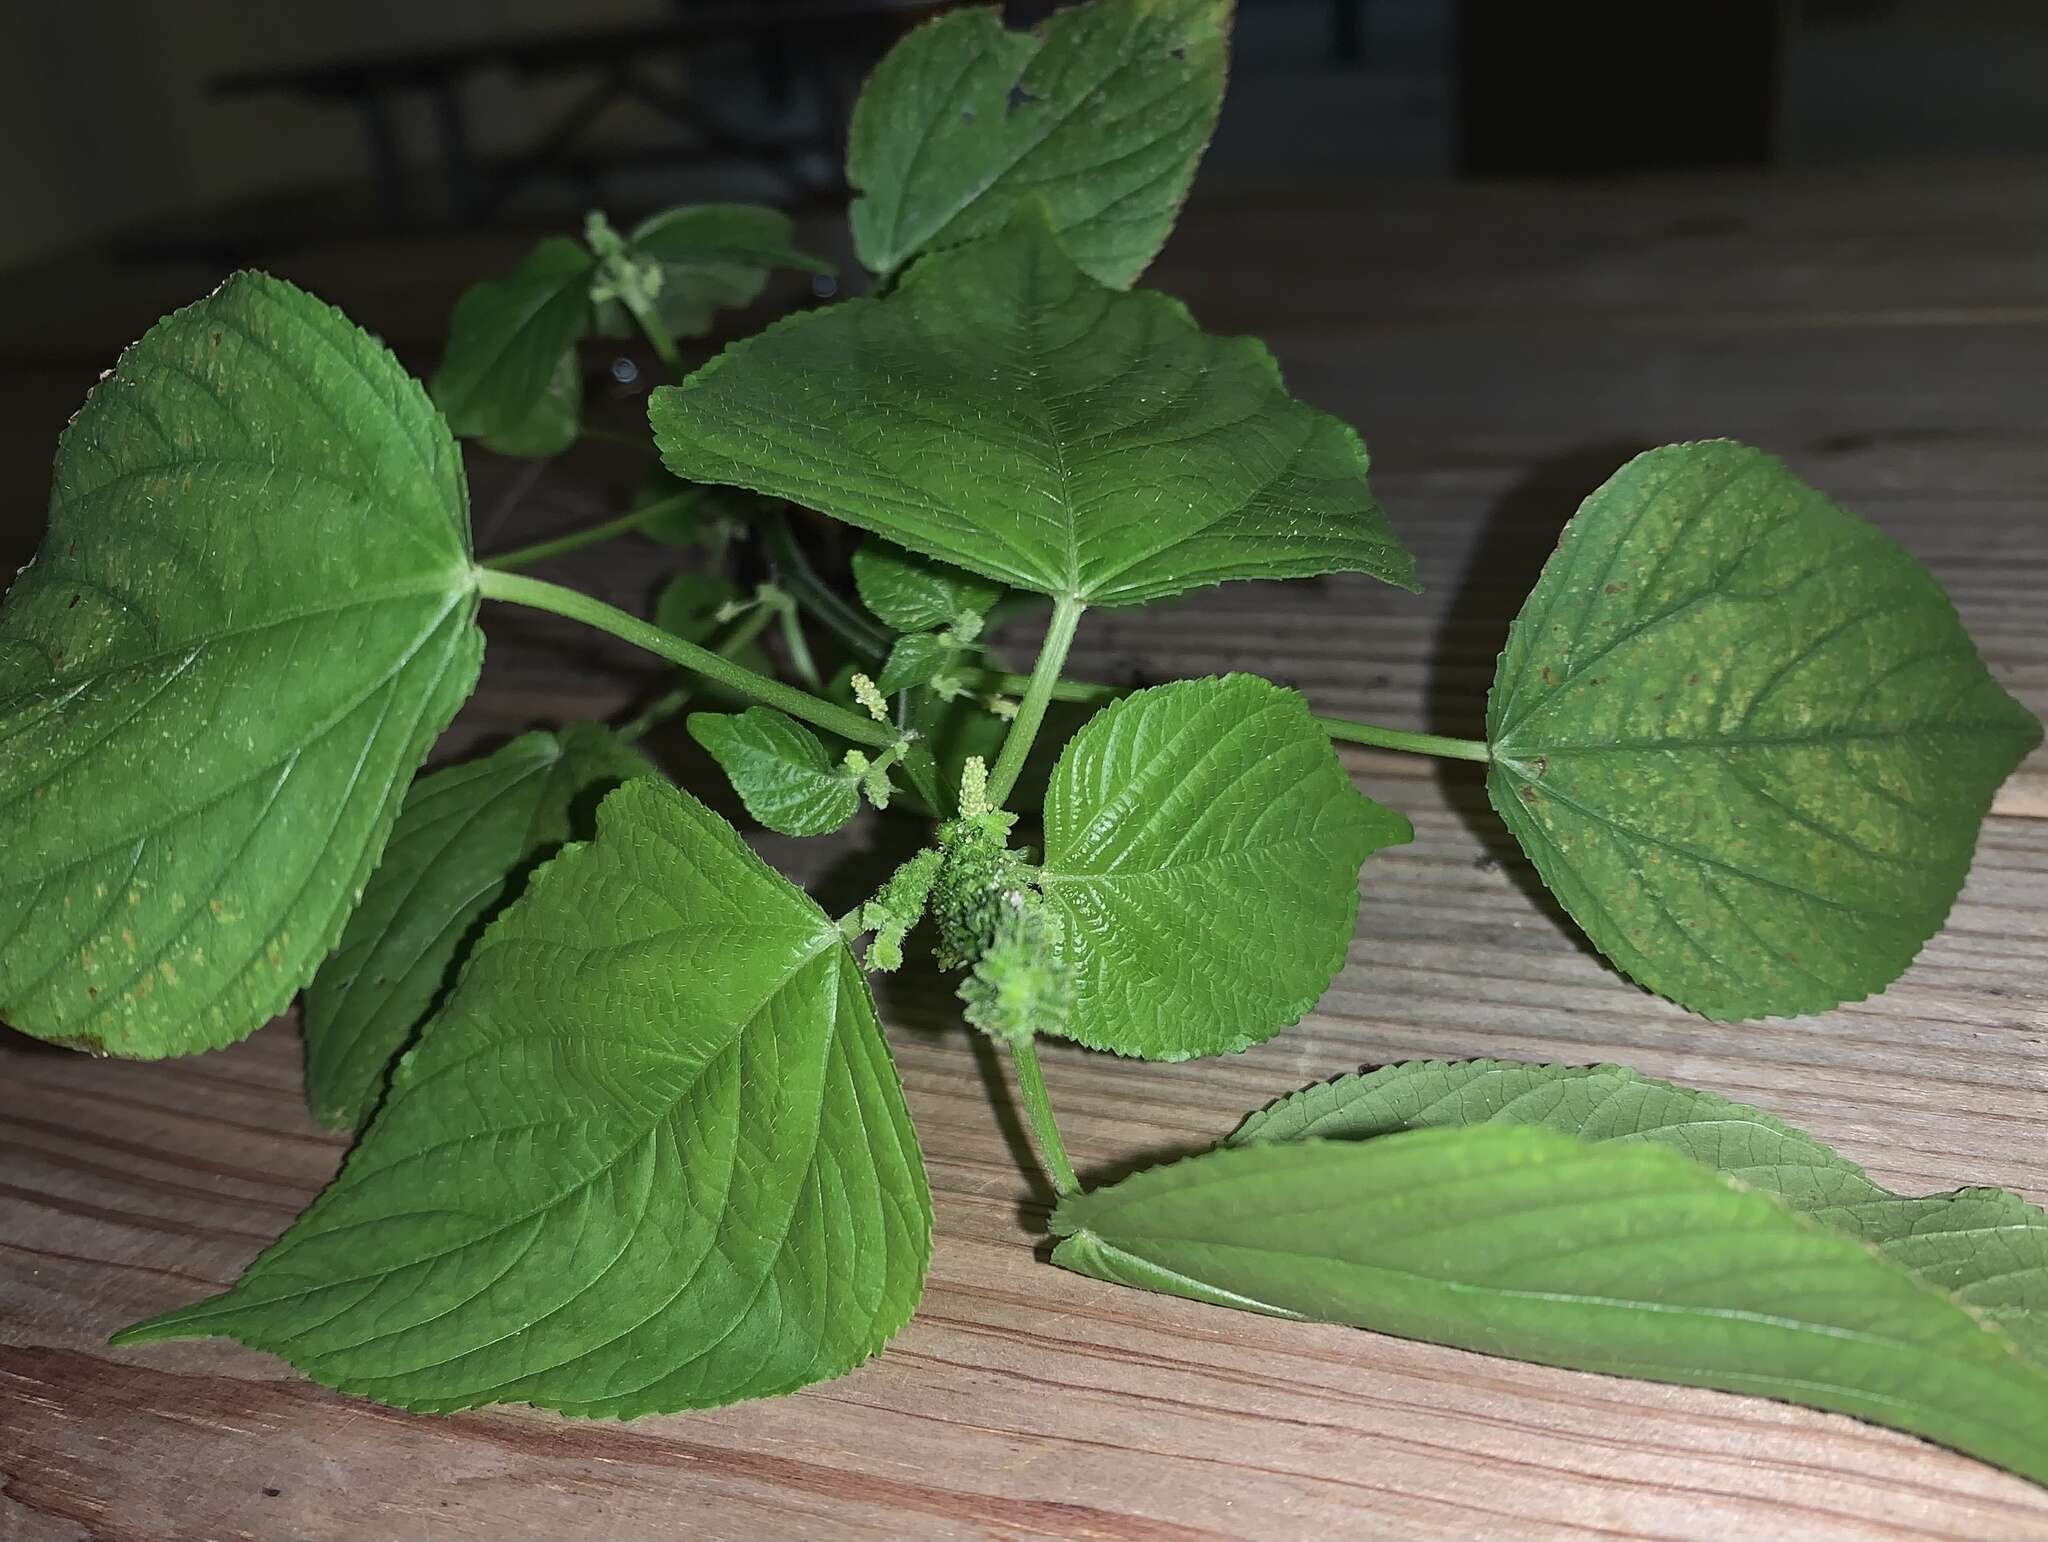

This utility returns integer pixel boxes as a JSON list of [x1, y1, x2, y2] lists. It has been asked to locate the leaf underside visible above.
[[118, 779, 933, 1418], [1233, 1058, 2048, 1368], [1053, 1124, 2048, 1487], [848, 0, 1231, 288], [303, 725, 657, 1129], [652, 214, 1415, 607], [1487, 440, 2041, 1020], [1037, 674, 1412, 1059], [0, 272, 482, 1057]]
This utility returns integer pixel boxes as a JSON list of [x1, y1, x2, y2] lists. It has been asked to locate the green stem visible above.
[[1318, 718, 1490, 762], [986, 596, 1084, 807], [987, 670, 1489, 763], [477, 569, 897, 749], [762, 514, 890, 659], [617, 603, 779, 742], [1007, 1033, 1080, 1198], [481, 491, 698, 572], [777, 603, 823, 691]]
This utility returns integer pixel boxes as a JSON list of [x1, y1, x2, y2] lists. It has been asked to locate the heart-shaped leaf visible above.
[[849, 0, 1230, 287], [304, 725, 656, 1129], [430, 238, 594, 456], [853, 541, 1002, 634], [1488, 441, 2041, 1020], [651, 215, 1414, 606], [1053, 1124, 2048, 1487], [116, 779, 933, 1416], [689, 707, 860, 836], [0, 273, 482, 1057], [1234, 1058, 2048, 1366], [1035, 674, 1410, 1058]]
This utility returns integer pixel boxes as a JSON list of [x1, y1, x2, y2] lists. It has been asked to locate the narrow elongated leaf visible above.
[[1488, 441, 2041, 1019], [848, 0, 1229, 287], [853, 541, 1002, 634], [1232, 1058, 2048, 1367], [1036, 675, 1410, 1058], [303, 725, 656, 1129], [1052, 1126, 2048, 1487], [117, 779, 933, 1416], [690, 707, 859, 836], [0, 274, 482, 1057], [430, 238, 594, 454], [652, 215, 1414, 606]]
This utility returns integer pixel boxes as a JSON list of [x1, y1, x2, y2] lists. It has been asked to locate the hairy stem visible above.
[[986, 670, 1489, 762], [617, 602, 779, 742], [481, 491, 699, 572], [986, 596, 1084, 807], [476, 569, 897, 748], [1007, 1033, 1080, 1198]]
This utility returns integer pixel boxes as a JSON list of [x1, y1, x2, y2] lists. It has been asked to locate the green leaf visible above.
[[654, 572, 742, 645], [303, 725, 656, 1130], [1232, 1058, 2048, 1368], [633, 470, 707, 545], [430, 238, 594, 454], [1035, 675, 1410, 1058], [116, 778, 933, 1416], [0, 273, 482, 1057], [876, 633, 961, 697], [689, 707, 859, 836], [1488, 441, 2041, 1020], [848, 0, 1229, 287], [629, 204, 832, 338], [853, 541, 1002, 634], [652, 215, 1415, 606], [1051, 1125, 2048, 1488]]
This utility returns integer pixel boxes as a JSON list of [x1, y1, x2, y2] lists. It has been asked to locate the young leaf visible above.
[[651, 214, 1416, 607], [848, 0, 1230, 288], [303, 725, 656, 1130], [430, 238, 594, 455], [1488, 441, 2042, 1020], [655, 572, 743, 644], [1051, 1126, 2048, 1488], [0, 273, 482, 1057], [1036, 675, 1411, 1058], [876, 632, 962, 697], [1232, 1058, 2048, 1367], [853, 540, 1002, 634], [689, 707, 860, 836], [116, 779, 934, 1416], [623, 204, 832, 338]]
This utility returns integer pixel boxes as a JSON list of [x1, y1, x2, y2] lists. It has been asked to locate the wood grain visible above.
[[4, 158, 2047, 1542]]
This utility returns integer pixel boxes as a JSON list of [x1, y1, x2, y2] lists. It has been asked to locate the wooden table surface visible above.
[[4, 159, 2047, 1542]]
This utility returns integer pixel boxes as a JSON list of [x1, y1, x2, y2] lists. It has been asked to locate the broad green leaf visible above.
[[652, 216, 1415, 606], [117, 779, 933, 1416], [1052, 1125, 2048, 1487], [853, 541, 1002, 634], [690, 707, 859, 836], [430, 238, 594, 454], [1036, 675, 1410, 1058], [876, 633, 961, 697], [303, 725, 656, 1129], [848, 0, 1229, 287], [0, 273, 482, 1058], [1232, 1058, 2048, 1367], [1488, 441, 2041, 1020]]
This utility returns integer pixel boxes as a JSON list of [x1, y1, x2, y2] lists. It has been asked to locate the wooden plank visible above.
[[4, 159, 2048, 1540]]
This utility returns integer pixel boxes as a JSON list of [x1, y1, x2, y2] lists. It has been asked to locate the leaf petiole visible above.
[[618, 599, 782, 742], [482, 490, 701, 572], [477, 568, 898, 749], [986, 596, 1085, 806], [1007, 1032, 1081, 1198]]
